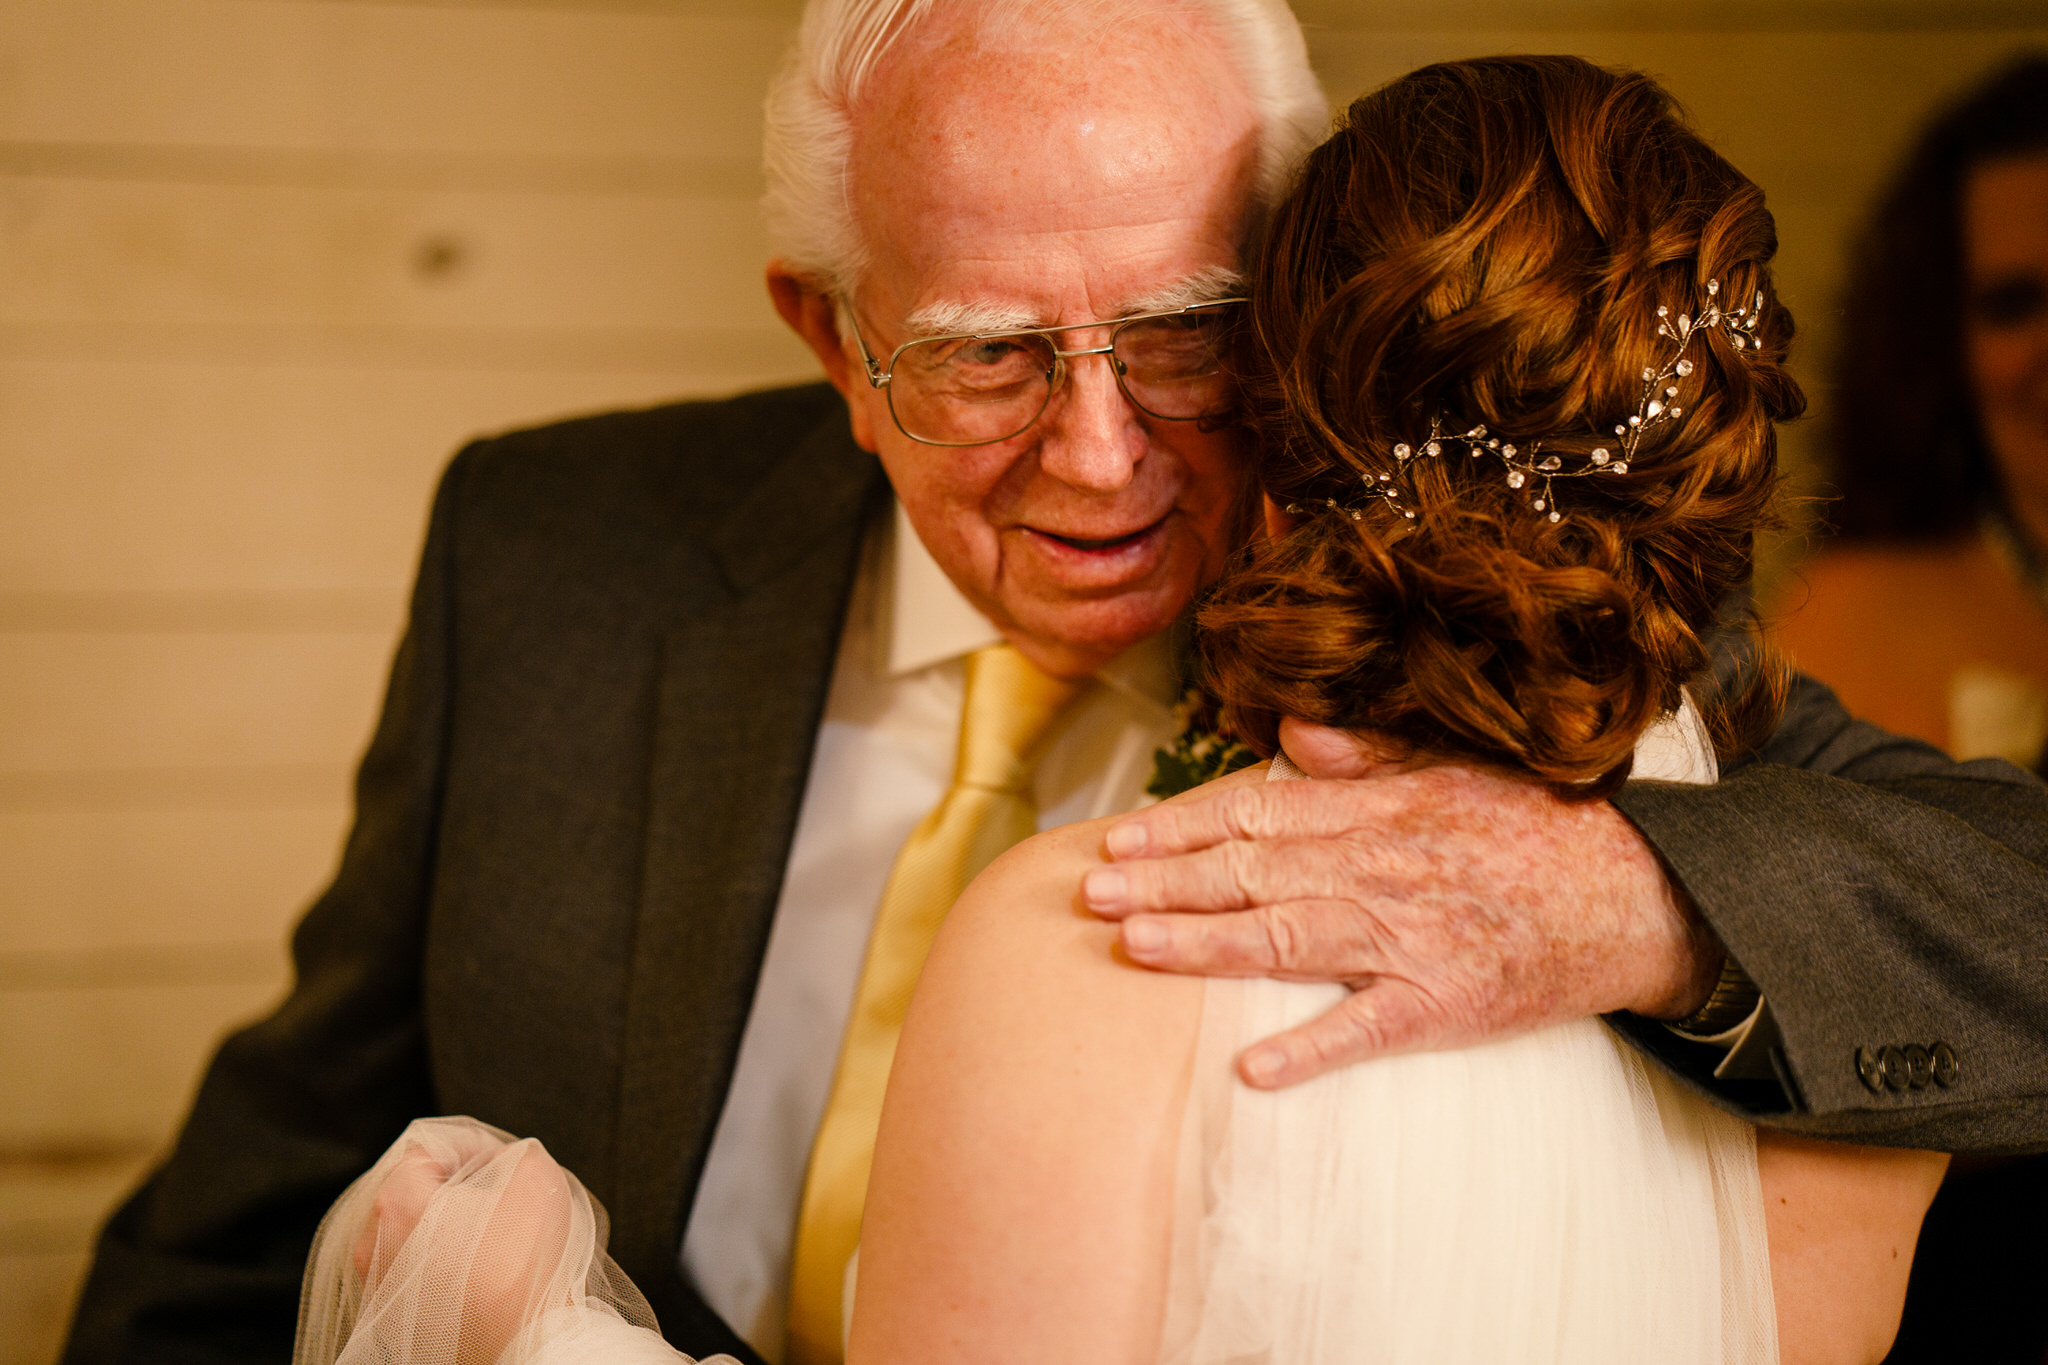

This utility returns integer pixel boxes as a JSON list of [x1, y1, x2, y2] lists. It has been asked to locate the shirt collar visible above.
[[881, 500, 1181, 712], [886, 500, 1004, 675]]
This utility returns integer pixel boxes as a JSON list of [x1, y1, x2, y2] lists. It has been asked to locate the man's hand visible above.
[[1083, 720, 1724, 1088]]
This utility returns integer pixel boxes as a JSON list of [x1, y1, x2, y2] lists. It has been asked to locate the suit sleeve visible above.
[[60, 447, 476, 1365], [1610, 671, 2048, 1153]]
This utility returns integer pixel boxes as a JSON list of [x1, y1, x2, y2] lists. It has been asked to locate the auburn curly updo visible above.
[[1198, 55, 1805, 794]]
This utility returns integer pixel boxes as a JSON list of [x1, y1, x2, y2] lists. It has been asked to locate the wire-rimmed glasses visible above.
[[843, 298, 1246, 447]]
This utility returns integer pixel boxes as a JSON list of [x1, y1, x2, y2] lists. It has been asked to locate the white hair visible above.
[[903, 263, 1248, 335], [761, 0, 1328, 297]]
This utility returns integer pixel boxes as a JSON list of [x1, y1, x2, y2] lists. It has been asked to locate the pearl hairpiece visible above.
[[1291, 280, 1764, 527]]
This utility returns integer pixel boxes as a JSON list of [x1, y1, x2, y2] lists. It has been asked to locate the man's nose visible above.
[[1034, 350, 1144, 492]]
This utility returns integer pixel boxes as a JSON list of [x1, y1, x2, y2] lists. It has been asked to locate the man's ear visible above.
[[767, 262, 880, 451]]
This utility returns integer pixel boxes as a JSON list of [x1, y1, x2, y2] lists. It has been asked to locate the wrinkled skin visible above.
[[769, 7, 1258, 681], [1083, 718, 1719, 1088]]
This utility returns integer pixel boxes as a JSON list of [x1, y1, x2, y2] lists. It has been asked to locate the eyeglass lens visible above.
[[888, 305, 1237, 446]]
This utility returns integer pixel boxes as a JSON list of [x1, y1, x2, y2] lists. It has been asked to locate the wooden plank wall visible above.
[[4, 1, 2045, 1359], [0, 0, 818, 1352]]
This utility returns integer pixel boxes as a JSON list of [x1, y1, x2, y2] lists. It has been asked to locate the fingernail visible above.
[[1104, 822, 1149, 859], [1241, 1046, 1287, 1086], [1081, 866, 1128, 910], [1122, 917, 1166, 957]]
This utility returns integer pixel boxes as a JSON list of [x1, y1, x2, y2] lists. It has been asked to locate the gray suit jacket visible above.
[[62, 383, 2048, 1364]]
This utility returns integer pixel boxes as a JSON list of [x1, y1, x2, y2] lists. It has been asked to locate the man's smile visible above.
[[1035, 517, 1167, 552], [1004, 513, 1180, 596]]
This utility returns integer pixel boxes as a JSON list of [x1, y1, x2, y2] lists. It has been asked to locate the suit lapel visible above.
[[609, 405, 886, 1340]]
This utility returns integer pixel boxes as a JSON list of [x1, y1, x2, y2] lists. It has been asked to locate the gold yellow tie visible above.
[[784, 643, 1086, 1365]]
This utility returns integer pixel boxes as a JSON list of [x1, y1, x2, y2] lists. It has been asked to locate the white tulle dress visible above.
[[296, 702, 1774, 1365], [1154, 699, 1776, 1365]]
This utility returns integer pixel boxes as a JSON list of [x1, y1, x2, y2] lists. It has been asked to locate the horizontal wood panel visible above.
[[0, 1251, 87, 1365], [278, 0, 2048, 31], [0, 765, 349, 813], [1294, 0, 2048, 28], [0, 1, 793, 159], [1307, 30, 2048, 182], [0, 979, 285, 1147], [0, 808, 345, 954], [0, 1154, 154, 1244], [0, 589, 401, 633], [0, 321, 814, 372], [0, 942, 290, 991], [0, 633, 395, 772], [8, 2, 2033, 174], [0, 359, 822, 594], [0, 139, 761, 197], [0, 1150, 157, 1365], [0, 179, 781, 331]]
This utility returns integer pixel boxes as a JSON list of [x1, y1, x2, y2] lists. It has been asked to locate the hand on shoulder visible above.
[[1080, 721, 1717, 1087]]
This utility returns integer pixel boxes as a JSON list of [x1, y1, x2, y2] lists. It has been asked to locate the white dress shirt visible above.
[[678, 501, 1181, 1359]]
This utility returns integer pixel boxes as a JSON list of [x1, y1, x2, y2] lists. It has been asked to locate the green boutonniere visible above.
[[1147, 688, 1262, 798]]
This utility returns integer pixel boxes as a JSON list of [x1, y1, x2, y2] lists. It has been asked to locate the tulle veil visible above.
[[296, 1116, 730, 1365]]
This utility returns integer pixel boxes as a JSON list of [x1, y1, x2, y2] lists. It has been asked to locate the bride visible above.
[[297, 56, 1945, 1365]]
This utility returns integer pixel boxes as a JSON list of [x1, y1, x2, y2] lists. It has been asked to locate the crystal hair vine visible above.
[[1290, 280, 1764, 527]]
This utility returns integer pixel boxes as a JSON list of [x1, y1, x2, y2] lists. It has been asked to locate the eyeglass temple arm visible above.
[[834, 301, 893, 389]]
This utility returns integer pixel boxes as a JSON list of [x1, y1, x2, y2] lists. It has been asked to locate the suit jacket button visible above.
[[1931, 1041, 1960, 1088], [1857, 1046, 1885, 1093], [1903, 1043, 1932, 1089], [1880, 1044, 1909, 1091]]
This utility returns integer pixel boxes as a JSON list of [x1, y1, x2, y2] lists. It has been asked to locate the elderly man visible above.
[[64, 1, 2048, 1363]]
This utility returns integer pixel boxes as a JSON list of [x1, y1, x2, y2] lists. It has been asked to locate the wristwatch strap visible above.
[[1670, 955, 1761, 1037]]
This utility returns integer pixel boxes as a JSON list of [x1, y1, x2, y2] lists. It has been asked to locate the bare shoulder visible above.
[[1757, 1131, 1948, 1365], [883, 810, 1206, 1149], [850, 814, 1207, 1365], [910, 765, 1265, 1034], [925, 815, 1130, 990]]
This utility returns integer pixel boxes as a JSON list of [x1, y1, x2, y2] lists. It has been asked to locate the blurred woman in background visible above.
[[1778, 57, 2048, 771], [1771, 54, 2048, 1365]]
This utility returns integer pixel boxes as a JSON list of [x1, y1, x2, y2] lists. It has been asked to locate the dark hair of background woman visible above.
[[1198, 55, 1805, 795], [1829, 54, 2048, 540]]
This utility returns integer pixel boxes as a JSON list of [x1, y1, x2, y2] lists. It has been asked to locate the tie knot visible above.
[[955, 644, 1087, 793]]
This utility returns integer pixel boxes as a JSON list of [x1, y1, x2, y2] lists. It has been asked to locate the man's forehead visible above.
[[859, 86, 1257, 224], [858, 116, 1259, 336], [845, 3, 1261, 329]]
